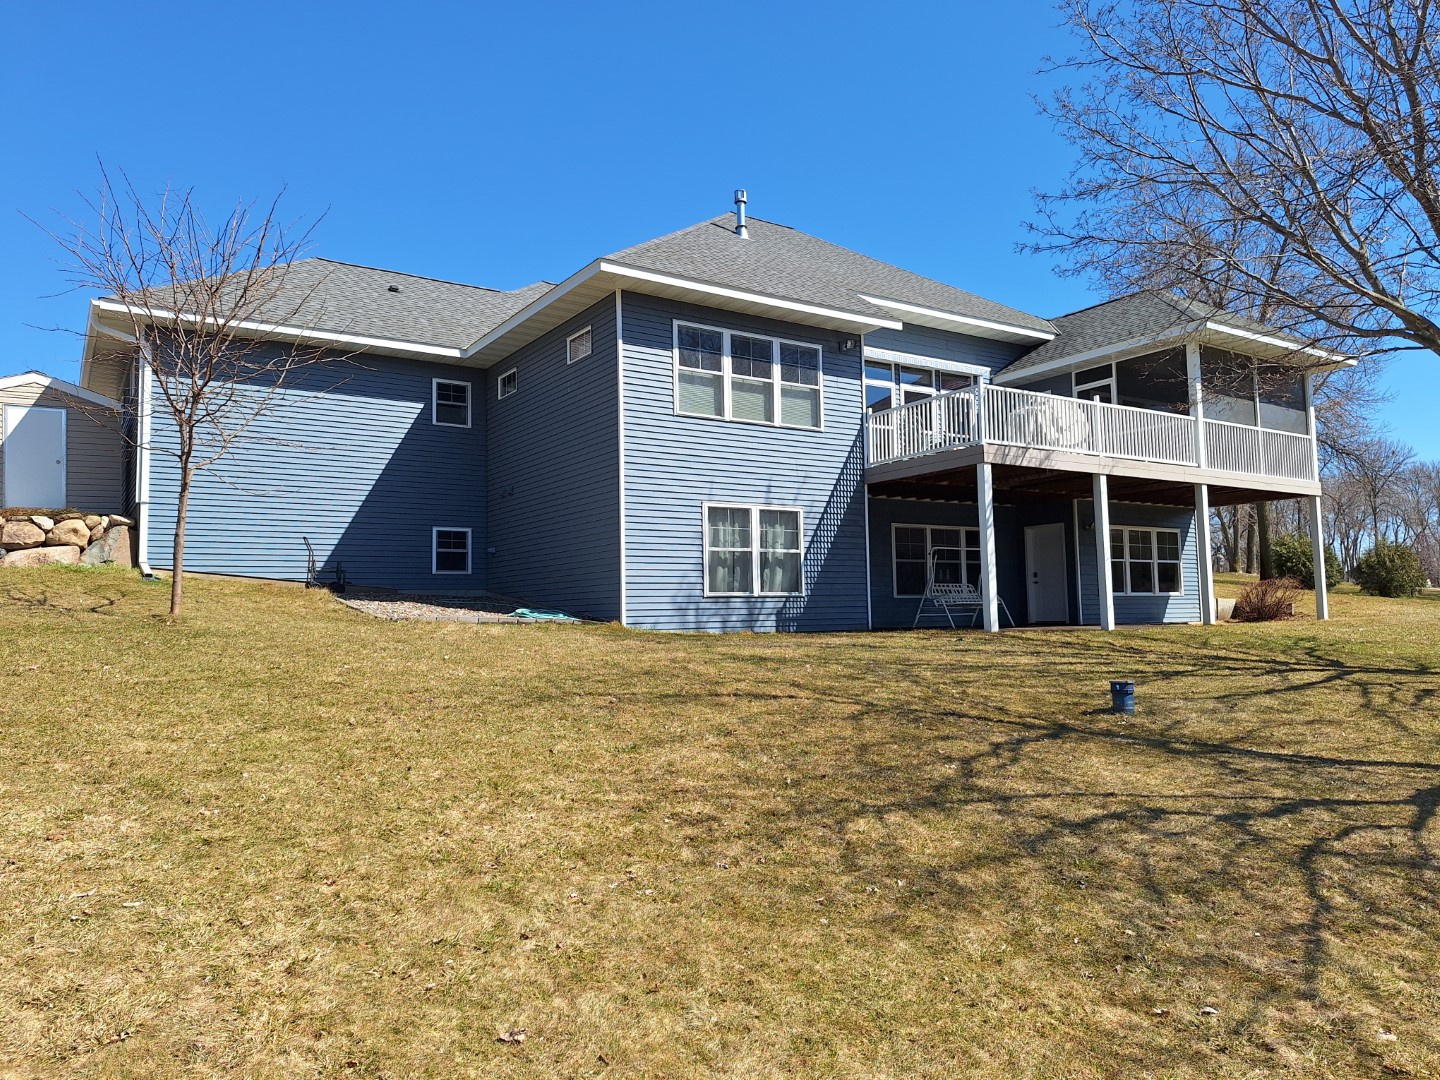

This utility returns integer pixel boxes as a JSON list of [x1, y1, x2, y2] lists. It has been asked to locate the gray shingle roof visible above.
[[114, 258, 553, 351], [1002, 290, 1309, 375], [604, 215, 1056, 336]]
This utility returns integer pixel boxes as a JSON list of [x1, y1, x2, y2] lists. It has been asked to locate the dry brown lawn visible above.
[[2, 567, 1438, 1078]]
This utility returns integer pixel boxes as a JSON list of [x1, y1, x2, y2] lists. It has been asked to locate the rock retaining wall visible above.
[[1, 512, 134, 569]]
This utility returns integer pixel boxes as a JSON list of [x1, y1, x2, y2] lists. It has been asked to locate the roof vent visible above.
[[387, 284, 401, 293], [734, 189, 748, 239]]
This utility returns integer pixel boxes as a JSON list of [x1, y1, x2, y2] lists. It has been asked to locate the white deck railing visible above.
[[1203, 418, 1316, 481], [865, 383, 1318, 483]]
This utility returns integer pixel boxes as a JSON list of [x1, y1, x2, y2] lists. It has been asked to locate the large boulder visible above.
[[83, 514, 102, 529], [107, 514, 133, 527], [2, 545, 80, 568], [80, 524, 133, 568], [1, 521, 45, 550], [29, 515, 55, 532], [46, 519, 91, 548]]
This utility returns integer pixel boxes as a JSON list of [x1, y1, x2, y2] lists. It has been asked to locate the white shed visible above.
[[0, 371, 126, 512]]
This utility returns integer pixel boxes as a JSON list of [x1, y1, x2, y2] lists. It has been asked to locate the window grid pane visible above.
[[434, 530, 469, 573]]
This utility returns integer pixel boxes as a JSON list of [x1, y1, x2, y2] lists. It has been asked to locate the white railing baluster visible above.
[[865, 382, 1317, 482]]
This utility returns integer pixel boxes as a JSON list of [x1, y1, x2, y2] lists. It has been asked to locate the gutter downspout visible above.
[[134, 333, 155, 579]]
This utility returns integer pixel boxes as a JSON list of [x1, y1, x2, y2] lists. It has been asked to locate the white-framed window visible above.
[[703, 503, 804, 596], [433, 379, 471, 427], [865, 362, 975, 413], [497, 368, 518, 399], [1110, 527, 1182, 595], [892, 524, 981, 597], [433, 527, 472, 575], [674, 321, 822, 430], [567, 326, 593, 364]]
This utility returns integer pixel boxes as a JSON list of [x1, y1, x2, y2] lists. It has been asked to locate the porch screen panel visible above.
[[707, 506, 753, 593]]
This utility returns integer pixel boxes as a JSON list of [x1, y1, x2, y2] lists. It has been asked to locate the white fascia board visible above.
[[603, 263, 903, 330], [857, 294, 1056, 342], [90, 298, 464, 359], [460, 260, 903, 361], [992, 323, 1208, 385], [460, 261, 604, 359], [0, 370, 123, 410], [1201, 321, 1355, 366]]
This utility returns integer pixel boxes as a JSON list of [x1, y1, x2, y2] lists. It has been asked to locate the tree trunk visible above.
[[170, 468, 191, 620], [1257, 502, 1275, 579], [1246, 511, 1259, 575]]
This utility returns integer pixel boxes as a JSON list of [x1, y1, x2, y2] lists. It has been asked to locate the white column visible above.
[[1194, 483, 1216, 625], [1093, 473, 1116, 631], [1186, 341, 1207, 468], [1094, 475, 1117, 633], [977, 462, 1000, 632], [1308, 493, 1329, 620]]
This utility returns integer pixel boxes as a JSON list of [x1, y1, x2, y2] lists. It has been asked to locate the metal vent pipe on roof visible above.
[[734, 189, 748, 238]]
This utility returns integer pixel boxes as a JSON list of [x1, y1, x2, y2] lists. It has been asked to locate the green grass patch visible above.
[[2, 565, 1437, 1077]]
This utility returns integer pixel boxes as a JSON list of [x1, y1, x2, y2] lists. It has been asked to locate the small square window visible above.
[[433, 528, 471, 574], [497, 369, 518, 399], [433, 380, 470, 427], [567, 326, 593, 364]]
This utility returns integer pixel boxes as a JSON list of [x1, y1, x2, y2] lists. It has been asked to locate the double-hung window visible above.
[[704, 504, 803, 596], [892, 525, 981, 596], [676, 322, 822, 429], [1110, 527, 1182, 595], [433, 527, 471, 574], [433, 379, 471, 426]]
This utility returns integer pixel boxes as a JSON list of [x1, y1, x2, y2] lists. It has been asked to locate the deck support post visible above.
[[1093, 473, 1116, 631], [1194, 483, 1216, 625], [1308, 493, 1330, 620], [977, 461, 1000, 632]]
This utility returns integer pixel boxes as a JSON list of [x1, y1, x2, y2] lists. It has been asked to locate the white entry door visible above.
[[1024, 522, 1070, 624], [3, 405, 66, 508]]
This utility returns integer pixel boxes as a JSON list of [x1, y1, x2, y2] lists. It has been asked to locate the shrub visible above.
[[1233, 576, 1303, 622], [1352, 541, 1428, 597], [1271, 533, 1343, 590]]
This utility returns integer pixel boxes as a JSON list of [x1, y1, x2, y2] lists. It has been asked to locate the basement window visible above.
[[433, 528, 471, 574]]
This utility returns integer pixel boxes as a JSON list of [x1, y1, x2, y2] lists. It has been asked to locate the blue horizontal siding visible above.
[[863, 324, 1030, 374], [1077, 500, 1202, 624], [146, 349, 485, 591], [485, 297, 621, 620], [620, 293, 868, 632]]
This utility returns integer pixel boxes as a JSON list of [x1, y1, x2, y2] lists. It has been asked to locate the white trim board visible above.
[[862, 346, 993, 378], [857, 294, 1055, 343], [0, 370, 122, 410]]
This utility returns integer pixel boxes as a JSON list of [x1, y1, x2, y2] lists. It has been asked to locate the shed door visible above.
[[1024, 522, 1070, 624], [3, 405, 66, 508]]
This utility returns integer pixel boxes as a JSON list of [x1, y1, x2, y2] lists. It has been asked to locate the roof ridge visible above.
[[307, 257, 543, 295]]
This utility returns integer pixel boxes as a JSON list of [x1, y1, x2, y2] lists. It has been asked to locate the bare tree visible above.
[[46, 166, 330, 619], [1031, 0, 1440, 363]]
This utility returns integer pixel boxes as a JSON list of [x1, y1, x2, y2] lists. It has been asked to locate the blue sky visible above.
[[2, 0, 1436, 457]]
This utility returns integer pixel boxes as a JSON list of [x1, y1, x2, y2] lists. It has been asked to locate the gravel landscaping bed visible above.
[[335, 587, 547, 623]]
